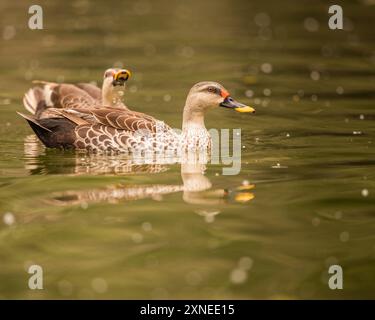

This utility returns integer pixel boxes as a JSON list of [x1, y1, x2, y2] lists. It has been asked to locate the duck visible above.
[[18, 81, 255, 153], [22, 68, 132, 119]]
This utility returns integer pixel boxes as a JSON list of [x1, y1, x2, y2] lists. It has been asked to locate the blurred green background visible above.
[[0, 0, 375, 299]]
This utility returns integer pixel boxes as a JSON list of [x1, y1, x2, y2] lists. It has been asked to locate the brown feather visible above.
[[58, 110, 90, 126]]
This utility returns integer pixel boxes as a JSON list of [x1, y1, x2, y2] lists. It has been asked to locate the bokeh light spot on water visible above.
[[72, 0, 90, 15], [2, 25, 16, 41], [242, 180, 250, 186], [254, 12, 271, 27], [230, 268, 248, 284], [91, 278, 108, 294], [339, 231, 350, 243], [258, 27, 273, 41], [312, 217, 320, 227], [304, 17, 319, 32], [325, 256, 339, 268], [0, 98, 11, 106], [336, 86, 344, 95], [176, 46, 195, 58], [261, 99, 269, 107], [310, 71, 320, 81], [263, 88, 271, 96], [81, 202, 89, 210], [141, 222, 152, 232], [3, 212, 15, 226], [131, 233, 144, 243], [245, 89, 254, 98], [129, 85, 138, 93], [58, 280, 74, 296], [335, 211, 343, 220], [163, 94, 172, 102], [56, 75, 65, 83], [260, 63, 272, 74], [238, 257, 253, 271], [361, 189, 369, 197], [24, 70, 33, 81], [230, 256, 254, 284]]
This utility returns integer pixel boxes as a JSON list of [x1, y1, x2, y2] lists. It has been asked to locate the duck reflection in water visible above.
[[24, 135, 255, 209]]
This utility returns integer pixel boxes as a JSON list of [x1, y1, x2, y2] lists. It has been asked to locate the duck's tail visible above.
[[17, 112, 51, 132], [23, 86, 50, 117], [22, 81, 58, 117], [17, 112, 76, 149]]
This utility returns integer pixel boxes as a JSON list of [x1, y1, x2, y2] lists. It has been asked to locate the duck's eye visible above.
[[207, 87, 217, 94], [104, 71, 112, 78]]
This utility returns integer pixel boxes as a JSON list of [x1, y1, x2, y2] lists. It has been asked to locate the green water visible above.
[[1, 0, 375, 299]]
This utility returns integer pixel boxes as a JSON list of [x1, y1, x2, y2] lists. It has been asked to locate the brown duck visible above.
[[23, 68, 132, 118], [19, 73, 255, 153]]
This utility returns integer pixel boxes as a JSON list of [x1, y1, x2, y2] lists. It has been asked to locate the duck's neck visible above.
[[102, 87, 125, 107], [182, 108, 207, 133], [181, 107, 211, 151]]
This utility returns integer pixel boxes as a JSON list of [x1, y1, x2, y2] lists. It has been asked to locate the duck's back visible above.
[[23, 81, 102, 119]]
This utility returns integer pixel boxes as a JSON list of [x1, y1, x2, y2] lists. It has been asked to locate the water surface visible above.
[[0, 0, 375, 299]]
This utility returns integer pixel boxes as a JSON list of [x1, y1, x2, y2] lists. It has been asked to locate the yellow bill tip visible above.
[[235, 106, 256, 113]]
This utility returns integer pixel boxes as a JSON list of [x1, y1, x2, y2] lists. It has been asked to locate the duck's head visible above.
[[103, 68, 131, 87], [185, 81, 255, 115], [102, 68, 132, 106]]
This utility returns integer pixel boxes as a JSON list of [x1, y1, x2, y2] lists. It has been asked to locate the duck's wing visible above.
[[20, 104, 176, 152], [69, 107, 173, 133], [91, 108, 160, 132], [67, 107, 177, 152]]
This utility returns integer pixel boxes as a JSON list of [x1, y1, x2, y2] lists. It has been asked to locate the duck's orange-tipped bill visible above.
[[220, 96, 255, 114], [235, 106, 256, 113]]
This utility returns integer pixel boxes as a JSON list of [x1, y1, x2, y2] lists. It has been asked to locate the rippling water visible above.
[[0, 0, 375, 299]]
